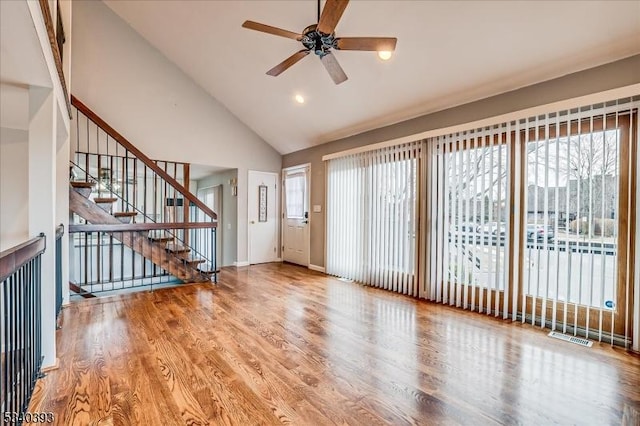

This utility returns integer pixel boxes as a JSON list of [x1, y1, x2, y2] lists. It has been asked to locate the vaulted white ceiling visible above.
[[104, 1, 640, 154]]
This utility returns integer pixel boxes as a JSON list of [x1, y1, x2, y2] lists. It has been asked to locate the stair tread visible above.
[[113, 211, 137, 217], [93, 197, 118, 203], [71, 181, 95, 188], [149, 236, 173, 242], [183, 256, 206, 264], [166, 244, 190, 253]]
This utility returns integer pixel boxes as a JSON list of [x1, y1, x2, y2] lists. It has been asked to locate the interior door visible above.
[[248, 170, 279, 264], [282, 166, 310, 266]]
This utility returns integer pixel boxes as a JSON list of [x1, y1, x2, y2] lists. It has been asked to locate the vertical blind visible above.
[[518, 104, 636, 346], [426, 125, 512, 317], [423, 100, 637, 346], [325, 98, 637, 347], [326, 142, 420, 296]]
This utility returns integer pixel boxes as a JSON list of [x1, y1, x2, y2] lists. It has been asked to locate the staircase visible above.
[[68, 96, 217, 295], [69, 184, 210, 283]]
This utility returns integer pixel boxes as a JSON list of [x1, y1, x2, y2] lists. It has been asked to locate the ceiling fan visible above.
[[242, 0, 397, 85]]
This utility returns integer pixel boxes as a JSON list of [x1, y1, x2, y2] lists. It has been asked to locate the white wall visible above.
[[0, 129, 29, 251], [0, 84, 30, 251], [0, 0, 72, 368], [28, 87, 59, 369], [71, 1, 282, 264]]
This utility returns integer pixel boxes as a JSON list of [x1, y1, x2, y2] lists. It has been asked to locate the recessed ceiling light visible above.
[[295, 94, 305, 104], [377, 51, 392, 61]]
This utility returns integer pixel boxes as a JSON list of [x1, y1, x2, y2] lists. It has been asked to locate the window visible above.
[[284, 172, 306, 219]]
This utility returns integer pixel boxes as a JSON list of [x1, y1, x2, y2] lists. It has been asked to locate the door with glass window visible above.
[[519, 111, 636, 338], [282, 165, 310, 266]]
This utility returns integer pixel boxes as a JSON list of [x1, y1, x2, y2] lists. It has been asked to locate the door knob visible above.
[[250, 221, 255, 224], [302, 220, 309, 224]]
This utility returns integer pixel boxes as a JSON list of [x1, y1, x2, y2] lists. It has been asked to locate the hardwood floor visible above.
[[28, 263, 640, 425]]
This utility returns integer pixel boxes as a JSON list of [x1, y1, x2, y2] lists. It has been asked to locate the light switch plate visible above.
[[313, 205, 322, 213]]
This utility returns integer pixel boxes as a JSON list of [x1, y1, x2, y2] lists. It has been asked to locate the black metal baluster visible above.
[[124, 150, 129, 208], [18, 264, 25, 415], [109, 231, 114, 285], [55, 226, 63, 319], [11, 272, 17, 415], [133, 158, 138, 215], [85, 115, 91, 181], [213, 227, 217, 283], [153, 170, 158, 276], [2, 277, 7, 411], [97, 230, 102, 287]]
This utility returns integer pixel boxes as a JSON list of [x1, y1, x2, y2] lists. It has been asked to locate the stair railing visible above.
[[70, 160, 202, 255], [69, 96, 217, 293]]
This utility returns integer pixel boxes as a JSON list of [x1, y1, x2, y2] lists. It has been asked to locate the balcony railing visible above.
[[1, 234, 46, 419]]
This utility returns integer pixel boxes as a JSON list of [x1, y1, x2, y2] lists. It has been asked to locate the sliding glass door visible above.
[[423, 102, 636, 344], [326, 142, 420, 296], [429, 129, 513, 315], [324, 99, 636, 345], [520, 110, 636, 340]]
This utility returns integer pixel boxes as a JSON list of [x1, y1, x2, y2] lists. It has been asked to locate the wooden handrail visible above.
[[38, 0, 71, 118], [69, 222, 217, 233], [70, 95, 218, 221], [0, 235, 46, 282]]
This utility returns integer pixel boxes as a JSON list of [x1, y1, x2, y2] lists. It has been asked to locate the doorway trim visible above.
[[248, 170, 280, 265]]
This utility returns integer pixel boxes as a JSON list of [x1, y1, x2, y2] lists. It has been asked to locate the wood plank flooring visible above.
[[28, 263, 640, 425]]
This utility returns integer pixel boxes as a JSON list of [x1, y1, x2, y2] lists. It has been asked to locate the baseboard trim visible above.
[[234, 261, 250, 267], [41, 357, 59, 372], [308, 264, 326, 273]]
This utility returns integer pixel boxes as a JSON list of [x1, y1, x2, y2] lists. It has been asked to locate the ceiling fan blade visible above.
[[317, 0, 349, 35], [242, 20, 302, 41], [266, 50, 310, 76], [335, 37, 397, 52], [320, 53, 348, 85]]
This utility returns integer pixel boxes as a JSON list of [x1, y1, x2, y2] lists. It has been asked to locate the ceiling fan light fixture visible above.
[[242, 0, 397, 85], [377, 50, 392, 61]]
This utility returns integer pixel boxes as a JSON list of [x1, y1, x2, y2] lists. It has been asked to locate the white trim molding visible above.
[[309, 264, 325, 273], [322, 84, 640, 161], [233, 261, 250, 267]]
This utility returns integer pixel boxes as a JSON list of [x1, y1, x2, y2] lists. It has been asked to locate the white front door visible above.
[[248, 170, 278, 264], [282, 165, 310, 266]]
